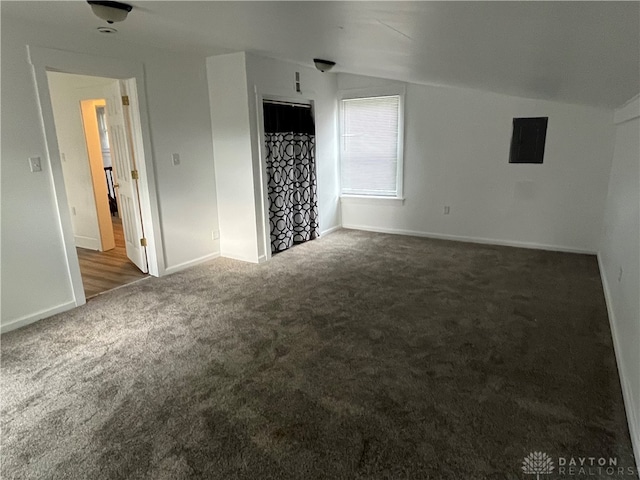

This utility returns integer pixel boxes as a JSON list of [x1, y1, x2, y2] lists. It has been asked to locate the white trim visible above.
[[263, 99, 312, 108], [248, 84, 269, 264], [597, 254, 640, 473], [220, 251, 262, 264], [255, 87, 273, 264], [1, 301, 76, 334], [74, 236, 100, 251], [320, 225, 341, 236], [341, 224, 597, 254], [341, 195, 405, 206], [163, 252, 221, 276], [614, 94, 640, 125]]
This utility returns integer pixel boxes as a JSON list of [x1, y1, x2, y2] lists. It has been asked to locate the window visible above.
[[340, 93, 404, 198], [509, 117, 548, 164]]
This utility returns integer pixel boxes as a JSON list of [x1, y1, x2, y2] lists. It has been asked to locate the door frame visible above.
[[254, 90, 315, 262], [28, 46, 164, 307]]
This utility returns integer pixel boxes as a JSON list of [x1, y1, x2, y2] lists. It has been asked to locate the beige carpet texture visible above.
[[1, 229, 637, 479]]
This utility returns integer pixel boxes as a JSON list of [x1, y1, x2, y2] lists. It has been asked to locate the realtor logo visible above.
[[522, 451, 555, 479]]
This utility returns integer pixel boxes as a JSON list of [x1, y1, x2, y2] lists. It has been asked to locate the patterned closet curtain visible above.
[[263, 101, 319, 253]]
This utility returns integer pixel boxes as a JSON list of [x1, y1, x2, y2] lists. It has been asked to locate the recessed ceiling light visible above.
[[97, 26, 118, 34]]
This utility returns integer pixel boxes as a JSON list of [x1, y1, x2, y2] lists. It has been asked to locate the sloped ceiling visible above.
[[3, 1, 638, 108]]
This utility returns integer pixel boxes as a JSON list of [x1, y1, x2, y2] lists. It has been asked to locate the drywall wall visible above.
[[599, 95, 640, 467], [206, 52, 340, 262], [47, 72, 115, 251], [206, 52, 260, 263], [338, 74, 615, 253], [1, 15, 219, 329], [244, 53, 340, 240]]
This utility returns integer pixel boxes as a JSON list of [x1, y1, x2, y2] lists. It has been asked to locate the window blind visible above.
[[341, 95, 400, 196]]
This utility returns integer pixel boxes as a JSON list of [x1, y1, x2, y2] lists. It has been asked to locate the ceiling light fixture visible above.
[[313, 59, 336, 73], [87, 1, 132, 24], [97, 26, 118, 34]]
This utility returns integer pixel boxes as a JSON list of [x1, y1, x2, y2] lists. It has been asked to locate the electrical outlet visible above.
[[71, 207, 77, 216], [212, 230, 220, 240], [618, 267, 623, 282], [444, 206, 450, 215], [172, 153, 180, 166], [29, 156, 42, 173]]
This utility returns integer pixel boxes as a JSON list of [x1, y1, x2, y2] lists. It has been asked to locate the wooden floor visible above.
[[76, 217, 147, 299]]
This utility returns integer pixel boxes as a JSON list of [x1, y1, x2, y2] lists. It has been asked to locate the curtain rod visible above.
[[263, 100, 312, 108]]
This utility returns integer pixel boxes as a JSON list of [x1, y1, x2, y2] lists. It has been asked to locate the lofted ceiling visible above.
[[3, 1, 639, 108]]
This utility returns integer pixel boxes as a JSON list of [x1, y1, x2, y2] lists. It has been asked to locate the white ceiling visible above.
[[3, 1, 639, 108]]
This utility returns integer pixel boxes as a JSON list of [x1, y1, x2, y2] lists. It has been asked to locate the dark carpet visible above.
[[1, 229, 637, 479]]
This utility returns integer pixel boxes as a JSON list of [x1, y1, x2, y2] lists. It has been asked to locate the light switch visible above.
[[172, 153, 180, 166], [29, 157, 42, 173]]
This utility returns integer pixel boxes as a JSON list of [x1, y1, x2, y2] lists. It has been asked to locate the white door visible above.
[[105, 80, 148, 273]]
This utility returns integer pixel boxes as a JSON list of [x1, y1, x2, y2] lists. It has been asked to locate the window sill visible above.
[[340, 195, 405, 206]]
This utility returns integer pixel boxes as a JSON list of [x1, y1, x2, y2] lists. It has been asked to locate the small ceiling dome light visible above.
[[97, 26, 118, 34], [313, 59, 336, 73], [88, 1, 132, 24]]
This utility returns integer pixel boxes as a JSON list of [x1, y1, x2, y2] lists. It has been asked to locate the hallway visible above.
[[76, 217, 147, 298]]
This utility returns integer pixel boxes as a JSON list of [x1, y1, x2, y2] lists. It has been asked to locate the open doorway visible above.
[[28, 46, 163, 310], [47, 71, 148, 298]]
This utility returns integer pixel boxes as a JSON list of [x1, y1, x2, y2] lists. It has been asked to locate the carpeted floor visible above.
[[1, 229, 637, 479]]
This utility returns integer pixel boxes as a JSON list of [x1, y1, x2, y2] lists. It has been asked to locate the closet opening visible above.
[[262, 99, 319, 254]]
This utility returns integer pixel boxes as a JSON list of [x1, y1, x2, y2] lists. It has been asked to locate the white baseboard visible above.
[[163, 252, 220, 275], [341, 224, 596, 255], [320, 225, 341, 236], [597, 254, 640, 473], [219, 250, 262, 264], [1, 301, 76, 334], [75, 235, 100, 250]]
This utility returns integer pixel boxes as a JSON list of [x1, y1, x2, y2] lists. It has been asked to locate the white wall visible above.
[[1, 15, 219, 329], [47, 72, 115, 251], [206, 51, 340, 263], [207, 52, 259, 263], [599, 95, 640, 467], [244, 53, 340, 239], [338, 74, 615, 253]]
